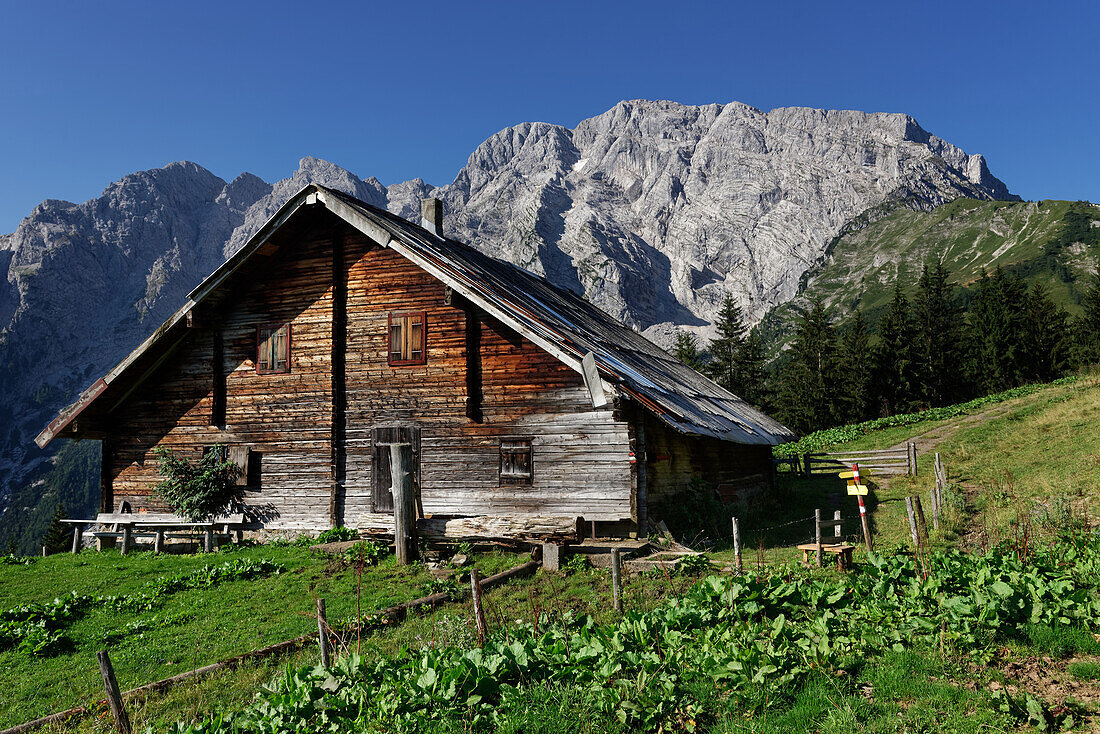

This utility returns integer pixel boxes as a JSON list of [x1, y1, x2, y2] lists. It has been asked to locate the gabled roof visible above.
[[37, 184, 794, 448]]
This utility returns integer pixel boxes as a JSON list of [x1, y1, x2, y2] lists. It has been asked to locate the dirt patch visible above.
[[982, 654, 1100, 728]]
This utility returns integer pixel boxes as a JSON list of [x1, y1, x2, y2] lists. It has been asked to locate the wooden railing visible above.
[[803, 442, 916, 477]]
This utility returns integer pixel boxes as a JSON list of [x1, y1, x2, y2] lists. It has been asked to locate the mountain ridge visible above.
[[0, 98, 1016, 550]]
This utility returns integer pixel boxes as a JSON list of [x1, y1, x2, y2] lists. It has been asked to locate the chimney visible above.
[[421, 198, 444, 237]]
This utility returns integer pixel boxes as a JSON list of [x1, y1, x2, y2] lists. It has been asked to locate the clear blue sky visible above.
[[1, 0, 1097, 232]]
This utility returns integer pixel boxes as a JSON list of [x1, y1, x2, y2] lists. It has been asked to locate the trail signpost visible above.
[[840, 464, 873, 552]]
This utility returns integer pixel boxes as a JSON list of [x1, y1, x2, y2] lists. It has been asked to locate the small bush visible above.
[[153, 446, 242, 521]]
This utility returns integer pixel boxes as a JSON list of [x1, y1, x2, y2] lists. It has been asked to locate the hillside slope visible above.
[[758, 198, 1100, 352]]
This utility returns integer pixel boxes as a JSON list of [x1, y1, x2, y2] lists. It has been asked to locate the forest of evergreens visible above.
[[676, 265, 1100, 436]]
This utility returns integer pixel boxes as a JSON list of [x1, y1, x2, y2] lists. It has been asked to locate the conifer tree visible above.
[[735, 330, 769, 406], [672, 329, 706, 372], [1073, 268, 1100, 367], [40, 504, 70, 555], [837, 309, 873, 423], [966, 268, 1028, 393], [775, 300, 839, 434], [706, 294, 747, 391], [1023, 281, 1069, 382], [913, 261, 963, 407], [872, 281, 918, 416]]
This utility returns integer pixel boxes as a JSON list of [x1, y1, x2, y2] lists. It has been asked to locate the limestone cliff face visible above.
[[0, 99, 1014, 530]]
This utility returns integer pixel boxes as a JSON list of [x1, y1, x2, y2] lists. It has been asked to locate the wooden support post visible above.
[[814, 509, 823, 568], [803, 453, 812, 478], [908, 442, 917, 476], [470, 567, 488, 646], [120, 525, 131, 556], [913, 495, 928, 546], [316, 598, 330, 668], [930, 489, 940, 531], [731, 517, 743, 574], [611, 548, 623, 614], [203, 527, 213, 554], [390, 443, 418, 565], [42, 545, 47, 557], [71, 525, 83, 554], [905, 497, 919, 548], [153, 530, 164, 555], [833, 510, 842, 540], [96, 650, 132, 734]]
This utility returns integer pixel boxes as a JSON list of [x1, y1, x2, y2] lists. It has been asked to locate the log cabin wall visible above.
[[340, 230, 633, 526], [105, 217, 633, 532], [107, 228, 336, 530], [640, 411, 774, 509]]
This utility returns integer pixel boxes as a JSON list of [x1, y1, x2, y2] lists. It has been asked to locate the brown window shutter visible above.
[[228, 445, 250, 486]]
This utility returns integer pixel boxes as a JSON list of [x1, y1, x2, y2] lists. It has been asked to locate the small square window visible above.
[[388, 312, 427, 366], [499, 438, 533, 485], [257, 324, 290, 374]]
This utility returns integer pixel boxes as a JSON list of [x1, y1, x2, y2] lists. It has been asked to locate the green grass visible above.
[[0, 543, 519, 729], [1069, 660, 1100, 681]]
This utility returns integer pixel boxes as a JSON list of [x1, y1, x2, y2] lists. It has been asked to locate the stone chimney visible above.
[[421, 198, 444, 237]]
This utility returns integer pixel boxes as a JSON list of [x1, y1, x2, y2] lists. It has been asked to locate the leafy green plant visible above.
[[562, 554, 593, 575], [315, 526, 359, 544], [673, 553, 714, 576], [422, 576, 462, 600], [165, 530, 1100, 734], [152, 445, 243, 521], [343, 540, 387, 566]]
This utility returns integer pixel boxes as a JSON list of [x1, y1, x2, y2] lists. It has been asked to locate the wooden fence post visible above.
[[154, 529, 165, 555], [731, 517, 743, 574], [97, 650, 132, 734], [611, 548, 623, 614], [390, 443, 418, 565], [905, 497, 920, 548], [470, 567, 488, 646], [803, 453, 812, 478], [929, 489, 940, 531], [316, 598, 330, 668], [907, 442, 917, 476], [913, 495, 929, 546], [814, 509, 823, 568]]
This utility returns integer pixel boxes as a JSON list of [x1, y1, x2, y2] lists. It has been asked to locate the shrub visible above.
[[153, 445, 243, 521], [316, 526, 359, 544]]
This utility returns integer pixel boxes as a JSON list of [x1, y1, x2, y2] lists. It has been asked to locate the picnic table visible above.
[[62, 513, 246, 555]]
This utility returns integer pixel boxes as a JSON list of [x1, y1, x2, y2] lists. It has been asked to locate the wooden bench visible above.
[[64, 513, 245, 555], [797, 543, 856, 570]]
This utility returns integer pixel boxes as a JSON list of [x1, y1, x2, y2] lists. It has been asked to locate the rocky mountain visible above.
[[0, 99, 1015, 550]]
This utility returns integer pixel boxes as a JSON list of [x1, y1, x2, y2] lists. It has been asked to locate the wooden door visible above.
[[371, 426, 421, 514]]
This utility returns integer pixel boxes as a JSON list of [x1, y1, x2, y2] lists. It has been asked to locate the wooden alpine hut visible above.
[[36, 185, 794, 539]]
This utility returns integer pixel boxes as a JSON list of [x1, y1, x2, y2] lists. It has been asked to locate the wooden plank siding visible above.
[[104, 219, 634, 532]]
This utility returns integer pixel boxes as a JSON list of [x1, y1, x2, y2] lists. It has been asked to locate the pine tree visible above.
[[672, 329, 706, 372], [1073, 268, 1100, 368], [775, 300, 839, 434], [734, 330, 768, 407], [912, 261, 963, 407], [837, 309, 873, 423], [872, 281, 918, 416], [1022, 281, 1069, 382], [966, 268, 1028, 393], [706, 294, 747, 392], [40, 504, 70, 555]]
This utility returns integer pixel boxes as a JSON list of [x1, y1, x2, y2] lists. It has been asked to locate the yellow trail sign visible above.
[[838, 471, 858, 479], [846, 484, 869, 496]]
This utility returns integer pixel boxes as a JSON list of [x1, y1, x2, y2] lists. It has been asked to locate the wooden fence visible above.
[[803, 442, 916, 477]]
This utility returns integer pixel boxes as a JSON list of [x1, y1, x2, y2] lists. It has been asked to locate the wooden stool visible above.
[[797, 543, 856, 570]]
